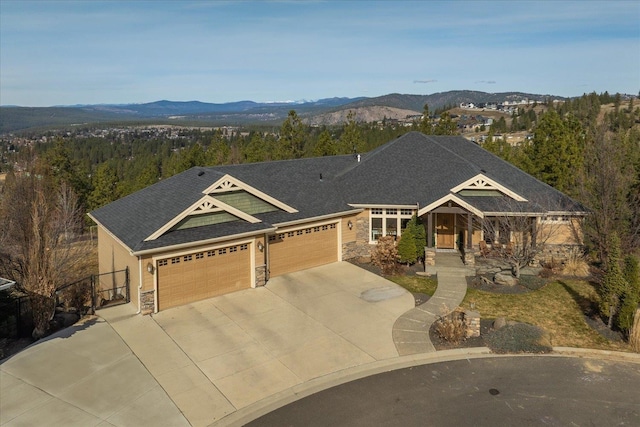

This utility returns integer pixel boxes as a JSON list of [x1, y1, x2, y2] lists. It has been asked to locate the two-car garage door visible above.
[[156, 243, 251, 311], [269, 223, 338, 277]]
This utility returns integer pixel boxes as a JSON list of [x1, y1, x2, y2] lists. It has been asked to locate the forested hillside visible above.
[[1, 92, 638, 263]]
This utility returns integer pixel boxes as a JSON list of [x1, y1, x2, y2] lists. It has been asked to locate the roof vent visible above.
[[480, 169, 486, 173], [319, 173, 323, 181], [197, 171, 205, 176], [357, 154, 361, 163]]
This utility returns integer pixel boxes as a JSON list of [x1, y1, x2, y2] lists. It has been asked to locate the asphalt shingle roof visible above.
[[90, 132, 585, 254]]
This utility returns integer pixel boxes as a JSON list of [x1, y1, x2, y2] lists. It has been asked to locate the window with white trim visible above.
[[369, 208, 415, 241]]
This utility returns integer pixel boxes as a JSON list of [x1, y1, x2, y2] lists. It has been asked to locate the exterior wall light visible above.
[[257, 241, 264, 252], [146, 262, 155, 274], [347, 220, 353, 230]]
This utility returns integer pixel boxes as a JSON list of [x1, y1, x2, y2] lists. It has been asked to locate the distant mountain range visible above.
[[0, 91, 559, 134]]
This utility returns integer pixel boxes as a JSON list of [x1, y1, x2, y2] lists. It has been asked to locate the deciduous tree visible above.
[[0, 171, 84, 338]]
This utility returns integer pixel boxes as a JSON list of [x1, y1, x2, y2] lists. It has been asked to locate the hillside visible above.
[[0, 91, 561, 134], [306, 106, 420, 126]]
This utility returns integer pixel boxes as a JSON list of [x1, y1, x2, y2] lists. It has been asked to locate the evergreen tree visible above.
[[89, 162, 120, 209], [408, 214, 426, 261], [338, 111, 364, 154], [525, 109, 583, 194], [243, 132, 267, 163], [397, 226, 417, 265], [419, 104, 433, 134], [276, 110, 306, 159], [433, 112, 458, 135], [617, 255, 640, 333], [43, 138, 90, 206], [313, 129, 337, 157], [600, 233, 627, 328], [205, 131, 230, 165]]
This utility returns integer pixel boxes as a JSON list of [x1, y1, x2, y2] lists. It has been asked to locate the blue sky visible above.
[[1, 0, 639, 106]]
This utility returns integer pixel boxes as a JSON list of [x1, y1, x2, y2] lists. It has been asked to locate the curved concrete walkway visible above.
[[392, 253, 475, 355]]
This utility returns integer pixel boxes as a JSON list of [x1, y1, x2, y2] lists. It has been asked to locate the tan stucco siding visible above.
[[341, 213, 359, 244], [539, 218, 583, 245], [97, 226, 140, 309]]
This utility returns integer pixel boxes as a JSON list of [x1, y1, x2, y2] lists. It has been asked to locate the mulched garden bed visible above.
[[467, 274, 547, 294], [429, 318, 493, 350]]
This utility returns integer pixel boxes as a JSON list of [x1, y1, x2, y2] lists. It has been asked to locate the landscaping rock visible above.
[[479, 276, 494, 287], [494, 271, 518, 286], [54, 312, 79, 328], [493, 317, 507, 330]]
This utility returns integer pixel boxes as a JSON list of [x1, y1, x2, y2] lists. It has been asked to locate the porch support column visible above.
[[463, 213, 476, 266], [427, 212, 434, 248], [531, 217, 537, 247], [425, 212, 435, 266], [467, 213, 473, 249]]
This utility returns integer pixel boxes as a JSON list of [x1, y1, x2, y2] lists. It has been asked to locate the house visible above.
[[89, 132, 586, 314]]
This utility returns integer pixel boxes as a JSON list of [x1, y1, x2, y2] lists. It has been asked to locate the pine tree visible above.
[[433, 112, 458, 135], [89, 162, 120, 210], [338, 111, 364, 154], [314, 129, 337, 157], [419, 104, 432, 134], [276, 110, 306, 159], [525, 109, 583, 194]]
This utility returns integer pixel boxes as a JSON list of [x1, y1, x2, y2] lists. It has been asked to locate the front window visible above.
[[369, 208, 415, 242], [371, 217, 383, 241]]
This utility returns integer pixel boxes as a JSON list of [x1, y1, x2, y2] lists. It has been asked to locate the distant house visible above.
[[90, 132, 586, 313]]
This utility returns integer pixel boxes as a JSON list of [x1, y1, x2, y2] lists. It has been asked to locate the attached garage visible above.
[[156, 243, 252, 311], [269, 223, 338, 277]]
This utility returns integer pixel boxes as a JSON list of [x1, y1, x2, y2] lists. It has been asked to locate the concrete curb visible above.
[[214, 346, 640, 426]]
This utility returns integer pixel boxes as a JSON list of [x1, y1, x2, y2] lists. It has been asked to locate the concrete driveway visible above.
[[1, 262, 414, 427]]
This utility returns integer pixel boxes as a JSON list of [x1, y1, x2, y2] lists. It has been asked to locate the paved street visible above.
[[249, 356, 640, 426]]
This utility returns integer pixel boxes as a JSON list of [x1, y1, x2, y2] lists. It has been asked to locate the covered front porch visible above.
[[420, 206, 480, 266], [419, 200, 535, 266]]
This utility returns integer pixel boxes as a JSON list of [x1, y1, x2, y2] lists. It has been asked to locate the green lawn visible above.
[[388, 274, 438, 296], [390, 273, 630, 352]]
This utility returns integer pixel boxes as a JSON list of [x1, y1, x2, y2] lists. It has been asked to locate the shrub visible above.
[[617, 255, 640, 334], [371, 236, 400, 275], [563, 248, 590, 277], [397, 227, 417, 265], [630, 309, 640, 353], [486, 322, 552, 354], [59, 282, 92, 315], [434, 304, 466, 344]]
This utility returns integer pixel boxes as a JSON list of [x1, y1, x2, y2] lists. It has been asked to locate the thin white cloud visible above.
[[414, 80, 438, 84]]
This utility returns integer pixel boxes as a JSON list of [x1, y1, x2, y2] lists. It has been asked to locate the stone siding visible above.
[[535, 244, 583, 266], [342, 216, 373, 260], [255, 265, 267, 287], [140, 289, 155, 315]]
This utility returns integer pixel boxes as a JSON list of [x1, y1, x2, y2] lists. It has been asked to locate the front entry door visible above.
[[436, 213, 455, 249]]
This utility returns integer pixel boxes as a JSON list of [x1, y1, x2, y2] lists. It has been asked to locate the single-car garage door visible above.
[[157, 243, 251, 311], [269, 223, 338, 277]]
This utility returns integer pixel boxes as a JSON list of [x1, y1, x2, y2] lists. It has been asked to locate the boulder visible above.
[[493, 317, 507, 330], [54, 312, 80, 328], [494, 271, 518, 286]]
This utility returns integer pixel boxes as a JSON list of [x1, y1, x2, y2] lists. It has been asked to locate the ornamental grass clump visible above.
[[434, 304, 466, 344], [486, 322, 552, 354]]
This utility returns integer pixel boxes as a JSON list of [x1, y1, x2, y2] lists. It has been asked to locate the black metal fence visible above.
[[0, 268, 130, 339], [0, 295, 32, 339]]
